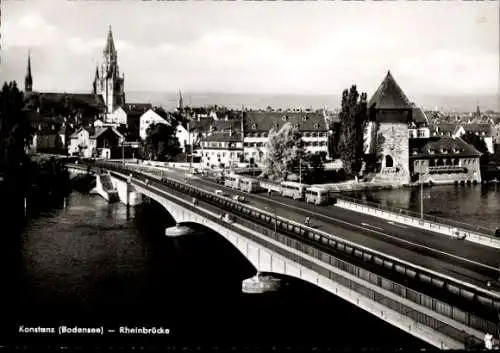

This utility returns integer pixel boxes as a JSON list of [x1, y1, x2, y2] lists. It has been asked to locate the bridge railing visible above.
[[337, 195, 494, 237], [116, 169, 486, 348], [124, 163, 495, 239], [94, 162, 500, 337]]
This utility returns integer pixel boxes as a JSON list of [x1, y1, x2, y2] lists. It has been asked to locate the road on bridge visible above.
[[153, 167, 500, 290]]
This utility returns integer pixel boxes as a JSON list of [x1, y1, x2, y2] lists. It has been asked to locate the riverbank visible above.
[[0, 155, 71, 217], [313, 180, 399, 192]]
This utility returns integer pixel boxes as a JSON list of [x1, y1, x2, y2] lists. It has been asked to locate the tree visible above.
[[307, 151, 327, 183], [143, 123, 181, 162], [461, 133, 489, 165], [0, 81, 29, 177], [336, 85, 368, 179], [328, 124, 341, 158], [262, 122, 307, 182]]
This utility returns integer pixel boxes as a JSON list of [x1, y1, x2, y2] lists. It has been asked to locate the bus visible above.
[[224, 174, 241, 189], [305, 187, 330, 205], [239, 177, 260, 193], [280, 181, 309, 200]]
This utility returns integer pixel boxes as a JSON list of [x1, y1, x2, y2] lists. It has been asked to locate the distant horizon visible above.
[[20, 88, 499, 112], [122, 91, 500, 113]]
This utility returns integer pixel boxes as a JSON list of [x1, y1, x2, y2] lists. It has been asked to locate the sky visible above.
[[1, 0, 498, 99]]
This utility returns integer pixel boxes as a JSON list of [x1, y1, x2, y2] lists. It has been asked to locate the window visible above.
[[251, 124, 257, 129], [314, 123, 320, 129], [294, 124, 299, 129], [302, 116, 308, 121], [282, 116, 288, 121]]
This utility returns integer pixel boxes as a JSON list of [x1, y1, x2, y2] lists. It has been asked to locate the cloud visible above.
[[115, 40, 134, 52], [396, 49, 498, 94], [4, 13, 59, 49], [152, 43, 176, 54], [67, 37, 103, 55], [66, 37, 135, 58]]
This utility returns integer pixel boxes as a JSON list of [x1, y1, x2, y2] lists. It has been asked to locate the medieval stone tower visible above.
[[366, 71, 412, 184], [93, 25, 125, 115]]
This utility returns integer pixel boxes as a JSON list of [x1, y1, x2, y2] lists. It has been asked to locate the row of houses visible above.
[[25, 86, 495, 187]]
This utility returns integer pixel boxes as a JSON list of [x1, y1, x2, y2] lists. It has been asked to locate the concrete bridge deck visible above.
[[67, 162, 498, 349]]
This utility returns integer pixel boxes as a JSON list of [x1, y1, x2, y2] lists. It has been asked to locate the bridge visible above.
[[67, 162, 500, 350]]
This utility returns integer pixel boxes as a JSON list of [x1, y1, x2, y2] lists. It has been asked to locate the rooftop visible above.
[[368, 71, 412, 110], [410, 136, 482, 158], [243, 111, 327, 133]]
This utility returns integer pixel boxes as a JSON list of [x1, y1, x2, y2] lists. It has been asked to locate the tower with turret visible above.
[[25, 50, 33, 93], [93, 25, 125, 117]]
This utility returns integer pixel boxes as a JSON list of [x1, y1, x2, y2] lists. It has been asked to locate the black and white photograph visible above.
[[0, 0, 499, 350]]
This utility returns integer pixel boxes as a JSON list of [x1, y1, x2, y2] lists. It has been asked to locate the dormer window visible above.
[[272, 123, 279, 129], [314, 123, 320, 129], [282, 115, 288, 122], [302, 116, 308, 121], [441, 148, 448, 154], [453, 148, 460, 153], [251, 124, 257, 130], [294, 123, 299, 129], [429, 148, 435, 155]]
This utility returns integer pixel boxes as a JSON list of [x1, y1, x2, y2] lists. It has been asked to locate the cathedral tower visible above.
[[25, 50, 33, 93], [93, 25, 125, 115]]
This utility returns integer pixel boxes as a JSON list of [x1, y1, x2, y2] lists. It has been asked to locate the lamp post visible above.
[[299, 159, 302, 185], [121, 141, 125, 165], [419, 173, 424, 220], [486, 279, 500, 346], [265, 205, 277, 238]]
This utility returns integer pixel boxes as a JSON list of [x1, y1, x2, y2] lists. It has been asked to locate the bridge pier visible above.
[[98, 166, 490, 350]]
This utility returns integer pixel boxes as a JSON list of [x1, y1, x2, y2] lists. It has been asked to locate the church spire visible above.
[[476, 101, 481, 117], [178, 89, 184, 110], [103, 25, 116, 55], [25, 50, 33, 92]]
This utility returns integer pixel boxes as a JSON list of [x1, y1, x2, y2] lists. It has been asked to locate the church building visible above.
[[93, 25, 126, 117]]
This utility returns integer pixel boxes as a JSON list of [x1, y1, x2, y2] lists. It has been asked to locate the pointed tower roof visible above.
[[368, 70, 412, 110], [26, 50, 32, 77], [103, 25, 116, 55], [25, 50, 33, 91]]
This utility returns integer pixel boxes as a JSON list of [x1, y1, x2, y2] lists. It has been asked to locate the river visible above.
[[348, 184, 500, 230], [0, 190, 430, 349]]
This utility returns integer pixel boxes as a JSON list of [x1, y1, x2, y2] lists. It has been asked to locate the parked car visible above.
[[215, 189, 227, 196], [233, 195, 246, 202]]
